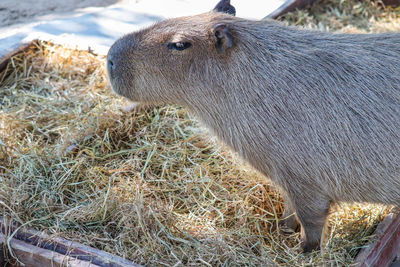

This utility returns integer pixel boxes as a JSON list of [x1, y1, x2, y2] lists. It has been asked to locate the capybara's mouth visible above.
[[110, 82, 132, 100], [106, 57, 136, 101], [107, 77, 120, 95]]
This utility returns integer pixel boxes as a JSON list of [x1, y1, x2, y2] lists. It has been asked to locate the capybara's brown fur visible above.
[[107, 0, 400, 252]]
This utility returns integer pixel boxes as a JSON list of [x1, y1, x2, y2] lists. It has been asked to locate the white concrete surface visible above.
[[0, 0, 286, 57]]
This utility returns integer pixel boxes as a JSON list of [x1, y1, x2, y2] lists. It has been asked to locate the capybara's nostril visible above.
[[107, 57, 115, 78], [108, 59, 114, 68]]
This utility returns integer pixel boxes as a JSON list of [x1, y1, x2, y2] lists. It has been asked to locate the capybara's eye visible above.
[[167, 42, 192, 51]]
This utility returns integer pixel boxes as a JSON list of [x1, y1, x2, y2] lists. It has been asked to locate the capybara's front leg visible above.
[[279, 193, 300, 233], [289, 193, 331, 252]]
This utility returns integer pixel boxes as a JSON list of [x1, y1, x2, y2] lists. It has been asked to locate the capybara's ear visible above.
[[213, 0, 236, 16], [213, 24, 234, 54]]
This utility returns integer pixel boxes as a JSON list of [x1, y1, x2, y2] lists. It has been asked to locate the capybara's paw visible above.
[[301, 240, 320, 253], [279, 215, 300, 234]]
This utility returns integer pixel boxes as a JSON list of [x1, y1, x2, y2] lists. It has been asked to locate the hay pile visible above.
[[282, 0, 400, 32], [1, 0, 399, 266]]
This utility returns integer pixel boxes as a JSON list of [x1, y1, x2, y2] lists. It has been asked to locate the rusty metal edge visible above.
[[265, 0, 318, 19], [354, 207, 400, 267]]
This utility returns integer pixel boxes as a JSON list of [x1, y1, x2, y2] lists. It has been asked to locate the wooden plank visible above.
[[266, 0, 318, 19], [0, 218, 142, 267], [355, 208, 400, 267], [0, 233, 100, 267]]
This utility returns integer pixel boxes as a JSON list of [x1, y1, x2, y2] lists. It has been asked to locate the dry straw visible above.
[[0, 0, 399, 266]]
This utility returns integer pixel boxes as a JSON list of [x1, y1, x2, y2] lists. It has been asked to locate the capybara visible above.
[[107, 0, 400, 252]]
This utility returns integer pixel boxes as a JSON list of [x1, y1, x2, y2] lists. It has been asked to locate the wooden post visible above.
[[355, 208, 400, 267]]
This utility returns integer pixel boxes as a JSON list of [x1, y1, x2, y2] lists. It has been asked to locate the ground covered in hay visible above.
[[1, 0, 399, 266]]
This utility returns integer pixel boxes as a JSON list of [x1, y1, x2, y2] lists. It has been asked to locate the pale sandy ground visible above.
[[0, 0, 125, 27]]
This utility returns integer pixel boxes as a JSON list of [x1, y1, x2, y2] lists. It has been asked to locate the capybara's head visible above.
[[107, 0, 241, 105]]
